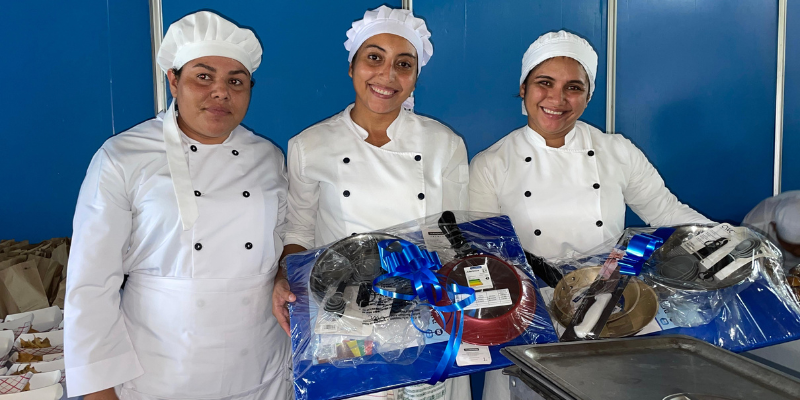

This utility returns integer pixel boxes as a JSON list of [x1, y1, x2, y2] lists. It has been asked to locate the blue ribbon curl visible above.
[[618, 228, 675, 276], [373, 239, 476, 384]]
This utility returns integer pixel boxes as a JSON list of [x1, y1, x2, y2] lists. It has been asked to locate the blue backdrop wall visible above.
[[0, 1, 796, 399], [1, 2, 796, 263], [0, 0, 153, 242], [616, 0, 779, 225], [0, 0, 800, 241]]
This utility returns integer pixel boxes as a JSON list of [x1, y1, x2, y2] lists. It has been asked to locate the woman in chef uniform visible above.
[[65, 11, 290, 400], [469, 30, 712, 399], [272, 5, 470, 400]]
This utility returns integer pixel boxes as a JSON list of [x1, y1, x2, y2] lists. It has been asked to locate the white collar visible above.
[[523, 124, 579, 149], [179, 126, 238, 147], [343, 103, 406, 142]]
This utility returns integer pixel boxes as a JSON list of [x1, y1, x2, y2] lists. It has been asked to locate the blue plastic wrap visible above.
[[286, 212, 558, 400], [543, 224, 800, 353]]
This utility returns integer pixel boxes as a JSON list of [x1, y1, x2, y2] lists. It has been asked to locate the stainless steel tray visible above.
[[501, 335, 800, 400]]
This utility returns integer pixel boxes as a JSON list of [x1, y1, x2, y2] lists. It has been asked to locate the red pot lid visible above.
[[433, 254, 538, 346]]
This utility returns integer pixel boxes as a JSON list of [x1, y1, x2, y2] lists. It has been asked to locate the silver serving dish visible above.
[[502, 335, 800, 400]]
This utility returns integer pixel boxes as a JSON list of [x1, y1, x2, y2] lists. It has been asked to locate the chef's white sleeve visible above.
[[273, 151, 290, 268], [442, 136, 470, 211], [284, 138, 318, 249], [65, 148, 144, 397], [468, 152, 502, 214], [621, 138, 713, 226]]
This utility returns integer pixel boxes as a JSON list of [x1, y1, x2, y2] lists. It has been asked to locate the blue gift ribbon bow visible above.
[[373, 239, 476, 384], [618, 228, 675, 275]]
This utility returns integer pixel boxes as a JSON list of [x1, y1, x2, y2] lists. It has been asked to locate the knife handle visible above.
[[574, 293, 612, 338]]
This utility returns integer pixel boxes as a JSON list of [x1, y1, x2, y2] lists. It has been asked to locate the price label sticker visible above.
[[456, 289, 513, 310], [456, 345, 492, 366]]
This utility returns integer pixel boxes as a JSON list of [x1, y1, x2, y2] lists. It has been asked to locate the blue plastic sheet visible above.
[[286, 213, 558, 400], [545, 224, 800, 353]]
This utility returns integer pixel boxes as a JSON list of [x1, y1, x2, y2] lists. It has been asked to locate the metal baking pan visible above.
[[501, 335, 800, 400]]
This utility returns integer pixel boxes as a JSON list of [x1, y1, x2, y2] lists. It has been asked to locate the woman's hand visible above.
[[272, 276, 296, 336], [84, 388, 119, 400], [272, 244, 306, 336]]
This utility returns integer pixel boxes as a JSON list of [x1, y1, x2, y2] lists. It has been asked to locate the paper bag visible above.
[[53, 272, 67, 309], [0, 240, 16, 252], [21, 240, 54, 258], [1, 241, 34, 257], [0, 256, 28, 318], [50, 243, 69, 269], [0, 240, 28, 253], [27, 256, 62, 304], [48, 242, 69, 307], [0, 258, 49, 316]]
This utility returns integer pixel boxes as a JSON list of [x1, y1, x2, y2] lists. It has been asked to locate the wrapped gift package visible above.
[[286, 211, 558, 400], [540, 224, 800, 352]]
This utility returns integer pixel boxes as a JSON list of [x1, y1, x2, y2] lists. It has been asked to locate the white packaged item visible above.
[[0, 330, 15, 361], [9, 359, 65, 382], [0, 315, 33, 340], [14, 331, 63, 356], [9, 352, 63, 364], [4, 307, 63, 333], [1, 371, 63, 400]]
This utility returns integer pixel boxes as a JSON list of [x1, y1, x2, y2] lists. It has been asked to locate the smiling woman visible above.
[[271, 5, 471, 400], [520, 56, 590, 147], [468, 30, 712, 400], [349, 33, 419, 147]]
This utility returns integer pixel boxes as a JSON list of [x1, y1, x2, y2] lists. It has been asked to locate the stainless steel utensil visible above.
[[502, 335, 800, 400]]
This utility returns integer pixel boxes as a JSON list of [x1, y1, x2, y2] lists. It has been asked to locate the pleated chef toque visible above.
[[345, 5, 433, 74], [157, 11, 262, 74], [520, 30, 598, 115]]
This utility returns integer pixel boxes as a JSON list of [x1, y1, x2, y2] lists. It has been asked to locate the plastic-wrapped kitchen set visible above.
[[539, 223, 800, 351], [285, 211, 558, 400]]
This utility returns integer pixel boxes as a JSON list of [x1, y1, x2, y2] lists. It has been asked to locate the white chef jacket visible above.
[[284, 104, 469, 248], [284, 104, 471, 400], [742, 191, 800, 271], [470, 121, 711, 400], [65, 114, 290, 399], [470, 121, 712, 260]]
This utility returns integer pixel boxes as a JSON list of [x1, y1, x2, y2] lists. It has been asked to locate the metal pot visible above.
[[432, 211, 538, 346], [552, 266, 658, 338], [644, 225, 755, 291], [309, 232, 402, 304]]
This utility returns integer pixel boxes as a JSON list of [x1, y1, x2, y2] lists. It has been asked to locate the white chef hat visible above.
[[157, 11, 262, 74], [775, 197, 800, 244], [520, 30, 598, 115], [345, 5, 433, 73]]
